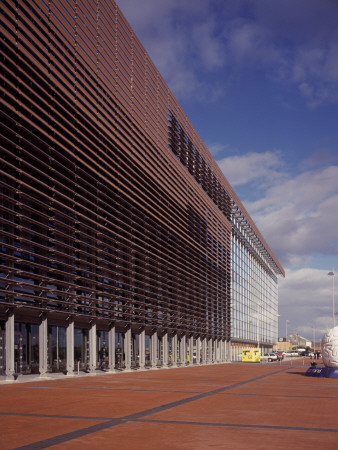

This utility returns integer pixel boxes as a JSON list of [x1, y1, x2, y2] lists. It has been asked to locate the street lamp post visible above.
[[285, 320, 290, 352], [328, 272, 335, 328]]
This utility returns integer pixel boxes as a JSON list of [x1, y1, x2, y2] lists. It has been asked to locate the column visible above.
[[180, 337, 186, 365], [151, 331, 157, 367], [217, 340, 221, 363], [0, 325, 4, 375], [132, 334, 137, 364], [89, 322, 97, 373], [124, 328, 132, 371], [66, 318, 74, 375], [39, 313, 48, 376], [162, 333, 168, 368], [108, 325, 116, 371], [189, 336, 194, 365], [227, 340, 232, 361], [214, 340, 218, 363], [223, 340, 228, 362], [47, 326, 53, 371], [5, 310, 15, 378], [172, 334, 178, 367], [220, 340, 225, 362], [201, 337, 207, 364], [207, 338, 212, 364], [139, 330, 146, 370], [196, 337, 201, 365]]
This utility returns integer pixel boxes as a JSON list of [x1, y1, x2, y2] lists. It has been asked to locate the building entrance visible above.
[[74, 328, 89, 371], [48, 326, 66, 373], [97, 330, 108, 370], [14, 323, 39, 374]]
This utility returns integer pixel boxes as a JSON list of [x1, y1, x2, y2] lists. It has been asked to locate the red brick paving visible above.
[[1, 361, 337, 449]]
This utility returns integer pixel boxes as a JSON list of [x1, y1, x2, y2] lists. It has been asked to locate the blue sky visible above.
[[116, 0, 338, 341]]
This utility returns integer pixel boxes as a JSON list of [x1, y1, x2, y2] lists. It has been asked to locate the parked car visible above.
[[261, 353, 278, 362], [284, 351, 299, 357]]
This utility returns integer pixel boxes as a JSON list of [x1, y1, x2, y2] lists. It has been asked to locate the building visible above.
[[0, 0, 284, 378], [287, 334, 312, 350], [274, 335, 312, 353], [274, 339, 293, 353]]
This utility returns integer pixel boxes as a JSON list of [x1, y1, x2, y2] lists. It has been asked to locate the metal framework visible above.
[[0, 0, 283, 375]]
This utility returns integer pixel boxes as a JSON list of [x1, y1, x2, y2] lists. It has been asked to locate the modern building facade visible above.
[[231, 205, 282, 360], [0, 0, 284, 377]]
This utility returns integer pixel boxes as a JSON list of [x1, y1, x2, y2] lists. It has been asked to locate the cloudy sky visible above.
[[116, 0, 338, 341]]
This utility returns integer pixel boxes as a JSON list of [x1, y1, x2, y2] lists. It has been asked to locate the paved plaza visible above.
[[0, 360, 337, 449]]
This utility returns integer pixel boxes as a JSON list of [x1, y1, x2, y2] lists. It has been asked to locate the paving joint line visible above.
[[13, 366, 291, 449], [0, 412, 113, 421], [134, 418, 338, 434], [5, 385, 201, 394]]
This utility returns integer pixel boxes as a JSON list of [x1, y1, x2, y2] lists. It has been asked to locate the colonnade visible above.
[[3, 313, 231, 379]]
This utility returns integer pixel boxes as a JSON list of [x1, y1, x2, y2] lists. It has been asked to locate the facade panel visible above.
[[0, 0, 283, 376]]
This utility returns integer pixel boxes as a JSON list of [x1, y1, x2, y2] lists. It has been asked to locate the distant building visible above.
[[274, 338, 292, 353], [274, 334, 312, 352], [0, 0, 284, 377], [288, 334, 311, 349]]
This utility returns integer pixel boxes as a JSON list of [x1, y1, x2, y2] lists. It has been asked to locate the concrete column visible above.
[[172, 334, 178, 367], [201, 337, 207, 364], [39, 313, 48, 376], [162, 333, 168, 367], [217, 340, 222, 363], [5, 310, 15, 378], [207, 338, 212, 364], [66, 319, 74, 375], [89, 322, 97, 373], [139, 330, 146, 370], [189, 336, 194, 365], [196, 337, 201, 365], [132, 334, 137, 364], [214, 339, 218, 363], [47, 327, 53, 370], [223, 340, 227, 362], [151, 331, 157, 367], [0, 326, 4, 375], [220, 340, 225, 362], [108, 325, 115, 371], [227, 341, 232, 361], [180, 337, 186, 365], [124, 328, 132, 371]]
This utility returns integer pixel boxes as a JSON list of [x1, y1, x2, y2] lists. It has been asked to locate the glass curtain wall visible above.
[[232, 224, 278, 359]]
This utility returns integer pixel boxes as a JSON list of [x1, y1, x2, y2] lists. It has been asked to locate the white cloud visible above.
[[208, 142, 229, 157], [246, 166, 338, 268], [278, 268, 336, 337], [217, 150, 338, 270], [217, 151, 285, 187]]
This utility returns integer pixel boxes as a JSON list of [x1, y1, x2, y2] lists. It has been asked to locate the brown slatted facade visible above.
[[0, 0, 283, 347]]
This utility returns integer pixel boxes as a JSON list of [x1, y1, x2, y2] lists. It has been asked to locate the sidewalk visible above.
[[0, 360, 337, 449]]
